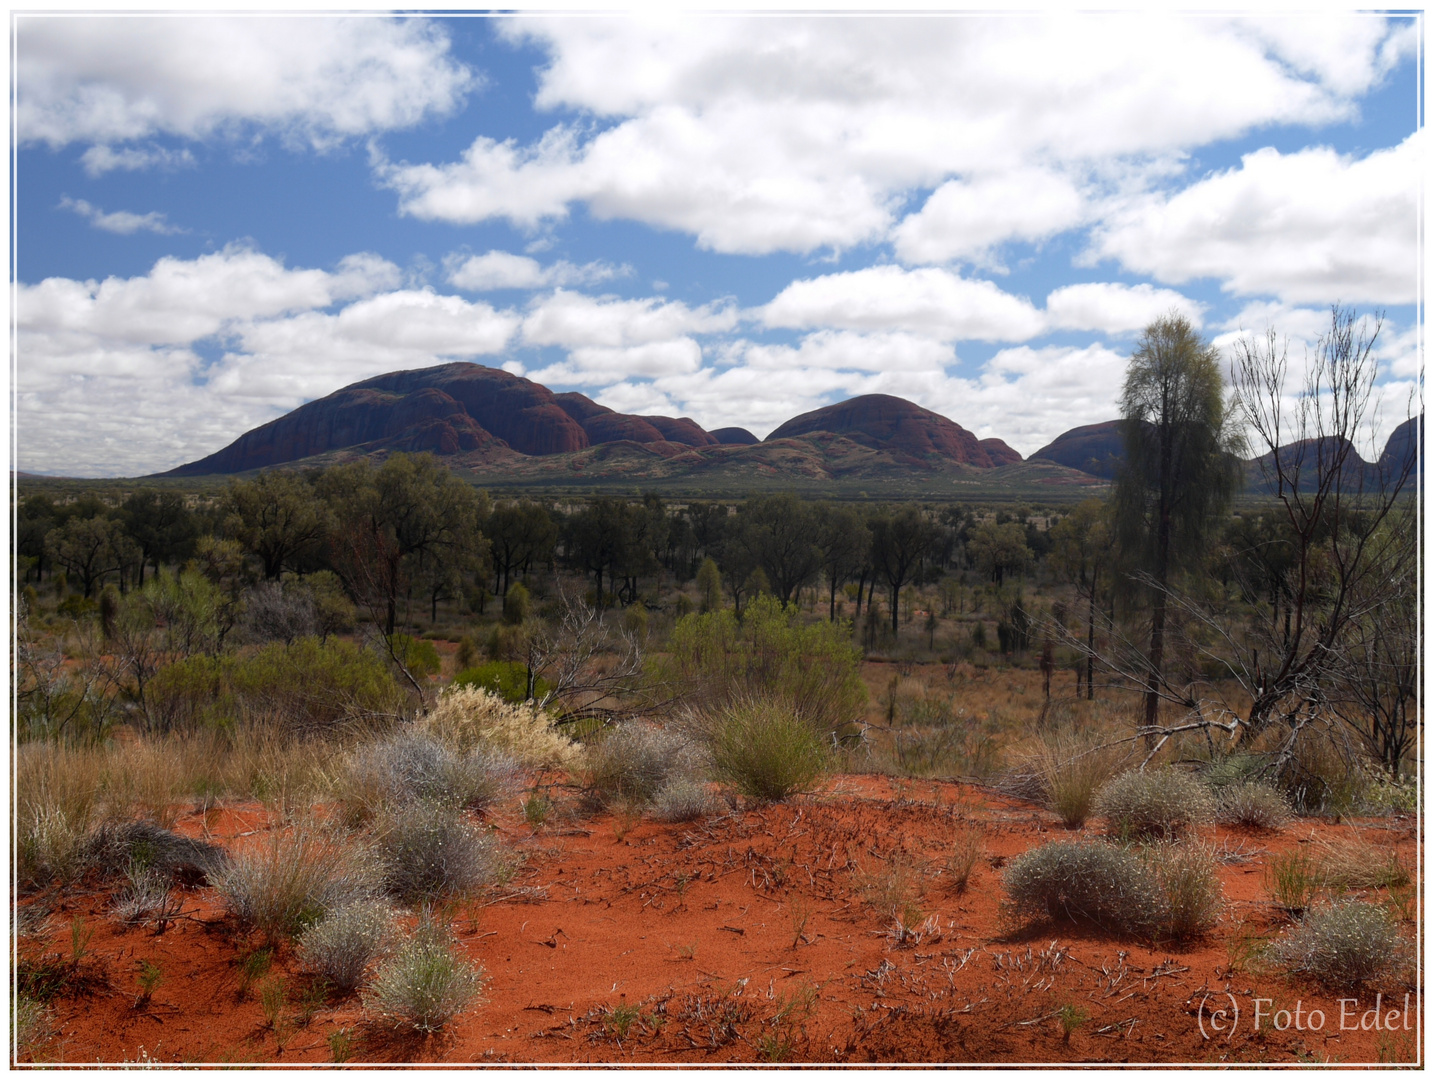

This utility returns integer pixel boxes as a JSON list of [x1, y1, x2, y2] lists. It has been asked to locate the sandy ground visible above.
[[16, 776, 1421, 1066]]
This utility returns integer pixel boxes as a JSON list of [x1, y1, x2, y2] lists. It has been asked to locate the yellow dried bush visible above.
[[420, 686, 578, 770]]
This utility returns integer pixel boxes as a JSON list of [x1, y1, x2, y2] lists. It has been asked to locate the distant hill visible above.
[[1029, 421, 1124, 478], [767, 394, 1021, 468], [160, 364, 1060, 492]]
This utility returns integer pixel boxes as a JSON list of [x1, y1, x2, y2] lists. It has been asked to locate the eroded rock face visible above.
[[766, 394, 1003, 466], [1029, 420, 1125, 478], [1378, 414, 1422, 484], [979, 438, 1023, 467]]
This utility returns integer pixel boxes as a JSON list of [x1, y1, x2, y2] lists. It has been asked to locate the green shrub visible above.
[[298, 900, 395, 992], [1271, 901, 1399, 988], [1095, 768, 1215, 839], [1002, 841, 1165, 936], [501, 583, 530, 626], [666, 595, 866, 733], [710, 697, 830, 803], [363, 915, 484, 1032], [452, 660, 550, 704], [1216, 781, 1292, 830], [147, 638, 406, 732], [1143, 842, 1223, 940], [582, 723, 701, 807], [215, 822, 379, 941], [388, 634, 441, 679]]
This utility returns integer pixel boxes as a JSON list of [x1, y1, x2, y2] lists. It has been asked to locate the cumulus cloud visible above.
[[78, 144, 195, 177], [445, 249, 627, 291], [19, 16, 473, 154], [378, 15, 1406, 255], [520, 289, 737, 349], [762, 266, 1044, 342], [58, 195, 183, 235], [1045, 282, 1203, 335], [892, 168, 1086, 267], [1087, 134, 1419, 305], [15, 247, 518, 476]]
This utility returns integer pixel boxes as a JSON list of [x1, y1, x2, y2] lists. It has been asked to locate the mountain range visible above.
[[161, 361, 1419, 496]]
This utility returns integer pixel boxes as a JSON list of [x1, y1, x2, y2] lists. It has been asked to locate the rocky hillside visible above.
[[766, 394, 1021, 468]]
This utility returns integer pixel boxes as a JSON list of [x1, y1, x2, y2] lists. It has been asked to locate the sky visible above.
[[12, 12, 1424, 478]]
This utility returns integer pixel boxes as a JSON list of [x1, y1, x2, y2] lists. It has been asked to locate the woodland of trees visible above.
[[15, 307, 1420, 783]]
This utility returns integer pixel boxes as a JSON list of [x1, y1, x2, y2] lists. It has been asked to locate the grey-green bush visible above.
[[1003, 841, 1165, 937], [215, 824, 379, 941], [1215, 781, 1292, 830], [298, 900, 395, 992], [1271, 901, 1399, 988], [86, 821, 228, 885], [374, 804, 498, 904], [1142, 842, 1223, 940], [362, 916, 484, 1033], [582, 723, 701, 807], [710, 697, 830, 803], [651, 777, 719, 823], [1095, 768, 1215, 839], [340, 731, 519, 822]]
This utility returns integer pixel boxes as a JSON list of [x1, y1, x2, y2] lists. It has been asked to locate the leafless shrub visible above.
[[338, 730, 518, 823], [243, 581, 318, 645]]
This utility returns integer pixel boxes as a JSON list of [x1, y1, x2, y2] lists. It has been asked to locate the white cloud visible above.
[[1045, 282, 1203, 335], [762, 266, 1044, 342], [379, 15, 1405, 255], [58, 195, 183, 235], [78, 144, 195, 177], [19, 245, 399, 346], [15, 248, 517, 476], [1087, 134, 1419, 305], [532, 338, 704, 383], [892, 169, 1086, 267], [735, 330, 953, 374], [520, 289, 737, 349], [19, 16, 473, 153], [445, 249, 626, 291]]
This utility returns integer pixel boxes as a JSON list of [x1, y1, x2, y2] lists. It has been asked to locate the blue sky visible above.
[[14, 13, 1423, 477]]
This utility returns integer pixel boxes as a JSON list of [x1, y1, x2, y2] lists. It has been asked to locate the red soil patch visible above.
[[17, 777, 1421, 1066]]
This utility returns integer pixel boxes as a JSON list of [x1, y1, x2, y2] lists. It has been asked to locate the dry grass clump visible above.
[[14, 996, 54, 1059], [111, 863, 180, 926], [1215, 781, 1292, 831], [946, 826, 984, 893], [1264, 848, 1321, 916], [1271, 901, 1399, 988], [710, 696, 830, 803], [421, 686, 579, 769], [1095, 768, 1215, 839], [1025, 726, 1133, 828], [338, 730, 518, 823], [363, 915, 484, 1033], [1003, 841, 1165, 937], [15, 740, 103, 887], [582, 723, 704, 808], [215, 820, 379, 941], [1315, 834, 1411, 890], [373, 804, 500, 904], [1142, 842, 1223, 940], [298, 900, 396, 992], [650, 777, 720, 822]]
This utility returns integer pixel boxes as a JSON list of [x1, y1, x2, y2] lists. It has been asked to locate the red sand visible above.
[[17, 777, 1421, 1066]]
